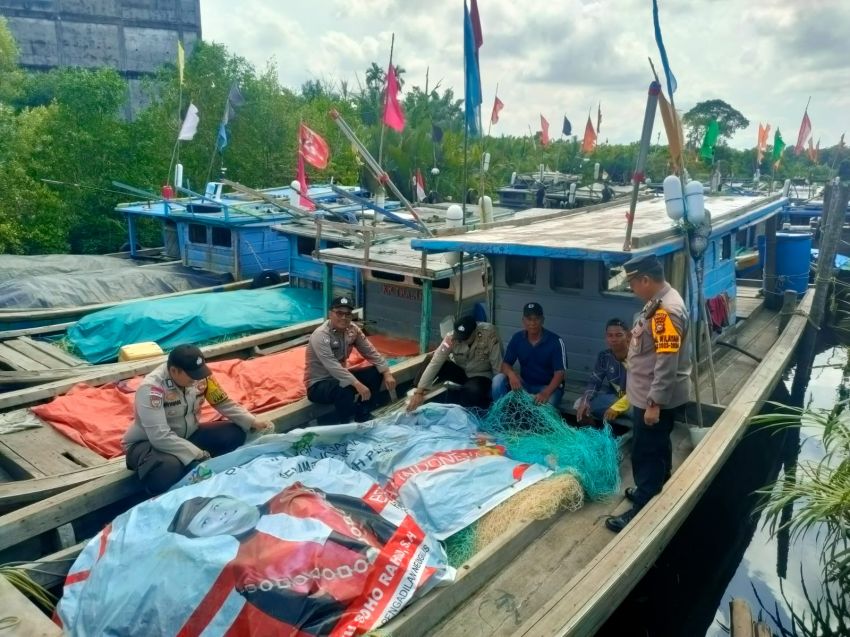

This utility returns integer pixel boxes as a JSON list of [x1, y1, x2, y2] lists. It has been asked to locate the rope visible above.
[[0, 617, 21, 630]]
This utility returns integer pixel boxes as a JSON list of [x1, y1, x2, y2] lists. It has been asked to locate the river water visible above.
[[598, 332, 847, 636]]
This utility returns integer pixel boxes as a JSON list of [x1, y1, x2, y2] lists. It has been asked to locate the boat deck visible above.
[[0, 337, 87, 388]]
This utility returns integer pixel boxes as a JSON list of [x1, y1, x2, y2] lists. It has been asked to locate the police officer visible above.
[[606, 254, 691, 533], [305, 296, 397, 424], [123, 344, 274, 494], [406, 315, 503, 411]]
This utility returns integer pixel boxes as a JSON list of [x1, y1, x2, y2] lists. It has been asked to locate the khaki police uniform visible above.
[[626, 281, 691, 510], [123, 363, 256, 493], [416, 322, 503, 408]]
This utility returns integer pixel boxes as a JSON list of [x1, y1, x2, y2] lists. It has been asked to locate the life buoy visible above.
[[250, 270, 282, 289]]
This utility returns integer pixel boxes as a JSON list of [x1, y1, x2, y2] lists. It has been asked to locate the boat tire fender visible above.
[[250, 270, 282, 289]]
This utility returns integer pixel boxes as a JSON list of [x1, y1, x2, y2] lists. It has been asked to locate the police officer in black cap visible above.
[[407, 315, 503, 411], [305, 296, 397, 424], [606, 254, 691, 533]]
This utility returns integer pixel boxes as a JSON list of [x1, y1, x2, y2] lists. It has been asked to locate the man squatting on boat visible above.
[[606, 254, 691, 533], [123, 345, 274, 494]]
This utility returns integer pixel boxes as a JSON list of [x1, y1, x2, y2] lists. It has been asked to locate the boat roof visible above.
[[115, 184, 369, 228], [412, 194, 787, 263]]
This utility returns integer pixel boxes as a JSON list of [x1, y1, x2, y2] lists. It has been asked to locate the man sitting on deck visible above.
[[123, 345, 274, 494], [575, 318, 631, 422], [305, 296, 397, 424], [491, 302, 567, 408], [406, 315, 502, 411]]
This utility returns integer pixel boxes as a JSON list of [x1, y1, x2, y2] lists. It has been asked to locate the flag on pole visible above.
[[431, 124, 444, 143], [382, 64, 405, 132], [216, 122, 228, 152], [699, 120, 719, 161], [470, 0, 483, 55], [222, 83, 245, 125], [772, 129, 786, 166], [562, 116, 572, 136], [657, 90, 683, 163], [296, 153, 314, 211], [756, 123, 770, 163], [596, 102, 602, 134], [491, 96, 504, 125], [299, 123, 330, 170], [807, 138, 819, 163], [463, 0, 483, 136], [652, 0, 677, 98], [540, 115, 550, 146], [177, 103, 199, 141], [414, 168, 426, 202], [177, 40, 185, 86], [794, 110, 812, 155], [581, 116, 597, 153]]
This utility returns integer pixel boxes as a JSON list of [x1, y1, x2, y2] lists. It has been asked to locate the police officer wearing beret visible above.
[[606, 254, 691, 533]]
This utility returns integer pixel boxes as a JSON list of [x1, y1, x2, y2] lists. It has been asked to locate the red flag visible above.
[[414, 169, 426, 202], [491, 96, 504, 125], [296, 153, 314, 211], [597, 101, 602, 134], [382, 65, 405, 132], [470, 0, 483, 53], [807, 138, 820, 163], [540, 114, 550, 146], [757, 123, 770, 163], [299, 123, 330, 170], [581, 116, 597, 153], [794, 111, 811, 155]]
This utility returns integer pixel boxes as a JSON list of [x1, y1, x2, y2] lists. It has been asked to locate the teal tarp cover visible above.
[[67, 287, 324, 363]]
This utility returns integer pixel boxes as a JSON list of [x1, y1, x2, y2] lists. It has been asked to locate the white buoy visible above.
[[174, 163, 184, 189], [431, 166, 440, 176], [479, 195, 494, 223], [446, 204, 464, 228], [482, 152, 491, 172], [663, 175, 685, 221], [594, 162, 600, 181], [569, 182, 577, 205], [510, 171, 517, 186], [782, 179, 791, 197], [684, 180, 706, 224], [290, 180, 301, 193]]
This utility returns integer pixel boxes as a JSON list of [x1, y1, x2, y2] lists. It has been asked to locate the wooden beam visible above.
[[515, 291, 813, 637], [0, 470, 139, 553], [0, 459, 126, 510], [17, 542, 86, 590]]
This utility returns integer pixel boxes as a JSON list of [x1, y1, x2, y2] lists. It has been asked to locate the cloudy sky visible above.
[[200, 0, 849, 150]]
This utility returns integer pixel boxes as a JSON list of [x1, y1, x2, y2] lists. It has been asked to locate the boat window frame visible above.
[[505, 255, 537, 288], [211, 226, 232, 248], [549, 258, 585, 292], [187, 223, 208, 245]]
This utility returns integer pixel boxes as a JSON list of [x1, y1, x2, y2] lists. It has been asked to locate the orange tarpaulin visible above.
[[32, 336, 419, 459]]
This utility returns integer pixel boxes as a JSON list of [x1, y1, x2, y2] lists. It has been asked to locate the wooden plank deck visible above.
[[0, 575, 61, 636]]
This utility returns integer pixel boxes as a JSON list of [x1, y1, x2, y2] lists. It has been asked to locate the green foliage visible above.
[[682, 99, 750, 148]]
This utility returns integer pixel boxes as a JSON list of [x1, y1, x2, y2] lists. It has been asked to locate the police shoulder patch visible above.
[[652, 309, 681, 353], [204, 376, 229, 406]]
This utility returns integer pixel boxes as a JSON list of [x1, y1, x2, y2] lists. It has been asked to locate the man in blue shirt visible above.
[[491, 302, 567, 408]]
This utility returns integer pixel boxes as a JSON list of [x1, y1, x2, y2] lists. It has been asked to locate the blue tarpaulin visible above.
[[67, 287, 323, 363]]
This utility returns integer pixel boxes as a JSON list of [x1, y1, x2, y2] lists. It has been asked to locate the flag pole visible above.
[[206, 87, 232, 186], [377, 33, 395, 170]]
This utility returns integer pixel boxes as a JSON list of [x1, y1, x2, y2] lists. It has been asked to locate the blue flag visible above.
[[216, 122, 228, 152], [652, 0, 677, 98], [463, 0, 482, 137]]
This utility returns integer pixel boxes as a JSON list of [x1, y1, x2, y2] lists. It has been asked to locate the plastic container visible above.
[[758, 232, 812, 295], [118, 342, 164, 362]]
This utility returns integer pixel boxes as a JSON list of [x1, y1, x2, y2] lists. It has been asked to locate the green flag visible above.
[[699, 120, 719, 161], [772, 129, 786, 164]]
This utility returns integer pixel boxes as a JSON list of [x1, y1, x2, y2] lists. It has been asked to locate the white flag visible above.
[[178, 103, 199, 141]]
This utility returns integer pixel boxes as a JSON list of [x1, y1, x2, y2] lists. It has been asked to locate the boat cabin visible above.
[[412, 194, 788, 377], [115, 183, 368, 281]]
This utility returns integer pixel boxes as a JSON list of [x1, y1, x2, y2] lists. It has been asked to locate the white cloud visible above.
[[200, 0, 850, 149]]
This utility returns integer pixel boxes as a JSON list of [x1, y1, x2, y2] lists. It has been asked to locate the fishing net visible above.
[[480, 391, 621, 501], [441, 392, 621, 567]]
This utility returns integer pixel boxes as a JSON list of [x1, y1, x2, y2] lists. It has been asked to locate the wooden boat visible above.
[[0, 193, 814, 636]]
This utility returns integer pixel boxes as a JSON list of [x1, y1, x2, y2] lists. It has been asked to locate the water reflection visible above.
[[597, 332, 846, 637]]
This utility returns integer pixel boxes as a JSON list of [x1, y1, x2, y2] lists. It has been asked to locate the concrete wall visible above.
[[0, 0, 201, 116]]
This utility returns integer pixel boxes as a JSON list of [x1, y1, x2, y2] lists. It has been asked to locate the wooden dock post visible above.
[[729, 597, 773, 637], [810, 183, 850, 329], [763, 215, 779, 310], [778, 289, 797, 332]]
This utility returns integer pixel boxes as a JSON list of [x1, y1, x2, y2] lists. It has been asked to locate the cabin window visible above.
[[413, 276, 451, 290], [296, 236, 315, 256], [188, 224, 207, 244], [505, 256, 536, 286], [325, 240, 343, 249], [602, 255, 676, 294], [721, 235, 732, 260], [211, 227, 231, 247], [736, 229, 747, 248], [550, 259, 584, 290], [371, 270, 405, 282]]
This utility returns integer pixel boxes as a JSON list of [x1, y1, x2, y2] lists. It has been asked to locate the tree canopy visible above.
[[682, 99, 750, 148]]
